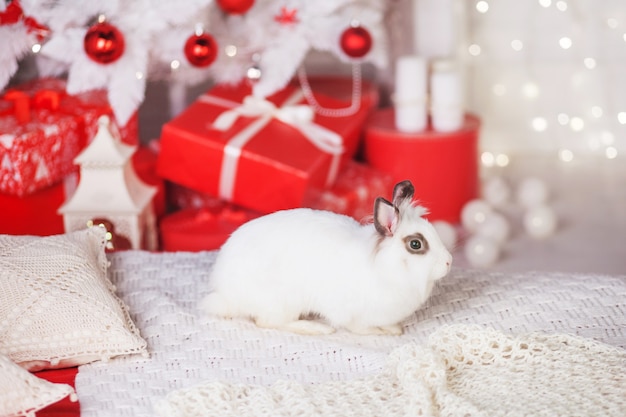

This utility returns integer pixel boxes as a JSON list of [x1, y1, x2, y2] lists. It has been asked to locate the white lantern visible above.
[[59, 116, 158, 250]]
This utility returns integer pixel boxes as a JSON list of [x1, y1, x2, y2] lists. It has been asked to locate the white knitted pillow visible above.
[[0, 228, 147, 371], [0, 351, 76, 417]]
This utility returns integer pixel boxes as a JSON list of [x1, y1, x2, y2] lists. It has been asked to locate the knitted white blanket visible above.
[[155, 326, 626, 417], [75, 251, 626, 417]]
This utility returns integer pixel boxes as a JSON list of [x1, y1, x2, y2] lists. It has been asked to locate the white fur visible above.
[[200, 203, 452, 335]]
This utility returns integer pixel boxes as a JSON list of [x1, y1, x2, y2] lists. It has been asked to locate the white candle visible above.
[[430, 66, 464, 132], [394, 55, 428, 132]]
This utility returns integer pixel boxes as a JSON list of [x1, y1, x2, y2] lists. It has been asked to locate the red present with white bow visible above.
[[0, 90, 83, 196], [157, 77, 377, 214]]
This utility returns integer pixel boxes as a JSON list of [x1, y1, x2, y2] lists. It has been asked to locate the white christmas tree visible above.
[[0, 0, 48, 88], [2, 0, 390, 126]]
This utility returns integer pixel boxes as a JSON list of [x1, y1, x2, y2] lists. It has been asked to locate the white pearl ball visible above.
[[461, 199, 493, 233], [523, 205, 557, 239], [482, 176, 511, 208], [432, 220, 457, 251], [464, 235, 500, 267], [517, 177, 549, 208], [476, 212, 510, 245]]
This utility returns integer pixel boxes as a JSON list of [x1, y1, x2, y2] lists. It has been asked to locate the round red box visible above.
[[364, 109, 480, 223]]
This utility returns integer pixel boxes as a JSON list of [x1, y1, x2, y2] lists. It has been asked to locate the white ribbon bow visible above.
[[212, 95, 344, 156]]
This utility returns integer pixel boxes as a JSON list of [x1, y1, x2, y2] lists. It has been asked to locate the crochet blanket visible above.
[[156, 326, 626, 417], [75, 251, 626, 417]]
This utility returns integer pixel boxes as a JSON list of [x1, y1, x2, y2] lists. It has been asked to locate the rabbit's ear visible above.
[[392, 180, 415, 207], [374, 197, 398, 236]]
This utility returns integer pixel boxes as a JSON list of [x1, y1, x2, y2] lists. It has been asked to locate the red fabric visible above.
[[157, 77, 377, 214], [364, 109, 481, 223], [34, 367, 80, 417]]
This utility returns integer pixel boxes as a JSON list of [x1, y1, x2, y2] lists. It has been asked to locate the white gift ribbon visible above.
[[199, 91, 344, 201]]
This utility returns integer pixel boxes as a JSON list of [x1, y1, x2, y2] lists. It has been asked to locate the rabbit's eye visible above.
[[404, 234, 429, 254]]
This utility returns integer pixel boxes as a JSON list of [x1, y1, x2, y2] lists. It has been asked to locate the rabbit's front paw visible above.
[[348, 324, 403, 336], [255, 318, 336, 335]]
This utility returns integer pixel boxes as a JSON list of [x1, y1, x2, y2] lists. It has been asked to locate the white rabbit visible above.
[[200, 180, 452, 335]]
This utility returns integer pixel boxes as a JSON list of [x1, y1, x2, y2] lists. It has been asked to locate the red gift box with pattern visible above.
[[157, 77, 377, 214], [10, 77, 138, 145], [1, 78, 139, 196], [0, 91, 83, 196]]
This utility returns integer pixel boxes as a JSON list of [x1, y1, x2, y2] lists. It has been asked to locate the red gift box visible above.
[[0, 77, 139, 196], [364, 109, 480, 223], [166, 161, 393, 222], [0, 172, 77, 236], [165, 181, 227, 212], [306, 160, 394, 221], [9, 77, 138, 145], [157, 77, 377, 214], [159, 204, 262, 252], [0, 92, 83, 196]]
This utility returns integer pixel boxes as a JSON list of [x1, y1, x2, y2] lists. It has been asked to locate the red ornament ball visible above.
[[84, 21, 125, 64], [216, 0, 255, 15], [184, 33, 218, 67], [0, 1, 23, 25], [340, 25, 373, 58]]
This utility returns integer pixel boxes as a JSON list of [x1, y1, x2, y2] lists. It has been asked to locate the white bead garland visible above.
[[482, 176, 511, 208], [516, 177, 549, 208], [461, 199, 492, 233], [476, 212, 510, 245], [523, 205, 557, 239], [464, 235, 501, 267], [461, 175, 559, 267]]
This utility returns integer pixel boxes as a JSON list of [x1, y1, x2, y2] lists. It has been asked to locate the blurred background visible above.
[[8, 0, 625, 160]]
